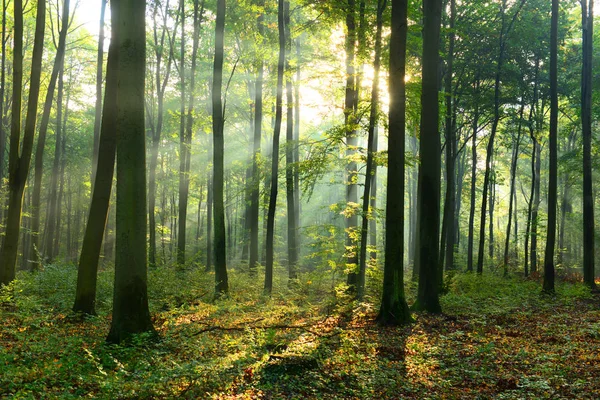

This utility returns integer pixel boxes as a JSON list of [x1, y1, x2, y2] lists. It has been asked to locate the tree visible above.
[[413, 0, 442, 313], [285, 1, 298, 283], [376, 0, 411, 325], [73, 1, 119, 315], [581, 0, 596, 289], [542, 0, 558, 293], [0, 0, 45, 285], [29, 0, 71, 269], [248, 7, 265, 276], [265, 0, 286, 295], [212, 0, 229, 296], [358, 0, 385, 300], [106, 0, 154, 343], [475, 0, 525, 274], [344, 0, 359, 292]]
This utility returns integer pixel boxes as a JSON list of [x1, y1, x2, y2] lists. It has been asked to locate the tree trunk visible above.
[[73, 2, 120, 315], [91, 0, 107, 186], [581, 0, 596, 289], [503, 100, 524, 276], [0, 0, 7, 203], [106, 0, 154, 344], [476, 0, 525, 274], [345, 0, 359, 291], [45, 63, 67, 263], [543, 0, 559, 293], [284, 1, 298, 283], [248, 10, 264, 276], [358, 0, 384, 300], [414, 0, 442, 313], [264, 0, 286, 295], [149, 0, 176, 268], [377, 0, 411, 325], [466, 79, 480, 273], [440, 0, 456, 280], [0, 0, 44, 285], [212, 0, 229, 295]]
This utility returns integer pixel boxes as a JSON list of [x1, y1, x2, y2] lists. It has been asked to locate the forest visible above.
[[0, 0, 599, 398]]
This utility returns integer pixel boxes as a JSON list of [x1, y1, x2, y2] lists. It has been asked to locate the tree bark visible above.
[[249, 10, 264, 276], [377, 0, 411, 325], [284, 1, 298, 283], [91, 0, 107, 186], [414, 0, 442, 313], [212, 0, 229, 295], [0, 0, 44, 285], [73, 0, 120, 315], [581, 0, 596, 289], [543, 0, 559, 293], [106, 0, 154, 344], [264, 0, 286, 295], [358, 0, 385, 300]]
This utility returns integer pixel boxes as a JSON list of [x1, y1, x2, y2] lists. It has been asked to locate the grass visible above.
[[1, 264, 599, 399]]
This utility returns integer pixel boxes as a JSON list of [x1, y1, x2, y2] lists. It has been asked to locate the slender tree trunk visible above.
[[212, 0, 228, 295], [467, 79, 480, 273], [45, 64, 67, 263], [543, 0, 559, 293], [249, 10, 264, 276], [91, 0, 107, 186], [357, 0, 384, 300], [476, 0, 525, 274], [0, 0, 44, 285], [264, 0, 286, 295], [345, 0, 359, 291], [531, 141, 541, 273], [73, 7, 120, 314], [503, 101, 524, 276], [284, 1, 297, 283], [0, 0, 7, 200], [581, 0, 596, 289], [149, 0, 176, 268]]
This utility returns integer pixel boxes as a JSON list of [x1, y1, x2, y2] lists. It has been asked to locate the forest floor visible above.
[[1, 264, 599, 399]]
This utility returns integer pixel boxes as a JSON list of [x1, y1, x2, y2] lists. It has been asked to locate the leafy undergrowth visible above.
[[1, 265, 599, 399]]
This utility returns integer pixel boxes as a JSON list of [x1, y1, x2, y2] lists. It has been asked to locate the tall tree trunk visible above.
[[358, 0, 385, 300], [581, 0, 596, 289], [377, 0, 411, 325], [440, 0, 456, 279], [212, 0, 228, 295], [106, 0, 154, 344], [264, 0, 286, 295], [73, 3, 119, 314], [414, 0, 442, 313], [345, 0, 359, 291], [176, 0, 187, 265], [543, 0, 559, 293], [0, 0, 44, 285], [294, 37, 301, 255], [0, 0, 7, 201], [284, 1, 298, 283], [531, 139, 541, 274], [45, 63, 67, 263], [466, 79, 480, 273], [503, 100, 524, 276], [476, 0, 525, 274], [148, 0, 176, 268], [91, 0, 107, 186], [248, 9, 264, 276]]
